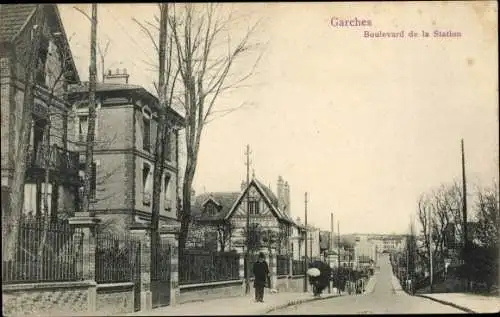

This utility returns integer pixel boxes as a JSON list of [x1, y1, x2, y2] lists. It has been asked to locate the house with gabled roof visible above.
[[1, 4, 81, 221], [188, 175, 299, 255]]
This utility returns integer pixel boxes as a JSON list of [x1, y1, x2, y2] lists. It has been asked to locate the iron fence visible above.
[[2, 220, 84, 284], [95, 232, 140, 284], [277, 255, 290, 275], [293, 259, 305, 275], [245, 252, 260, 278], [179, 249, 240, 285]]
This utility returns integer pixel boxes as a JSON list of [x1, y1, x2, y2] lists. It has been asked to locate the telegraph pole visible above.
[[244, 144, 252, 294], [82, 3, 98, 216], [303, 192, 308, 292], [428, 205, 433, 293], [337, 221, 341, 294], [461, 139, 469, 291], [329, 212, 334, 293]]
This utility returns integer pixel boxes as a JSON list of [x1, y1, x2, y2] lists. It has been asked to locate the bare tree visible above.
[[133, 4, 179, 247], [475, 182, 499, 248], [3, 5, 46, 261], [216, 221, 233, 252], [166, 3, 263, 252], [97, 39, 111, 82], [416, 192, 432, 273], [416, 182, 464, 279], [37, 34, 78, 260]]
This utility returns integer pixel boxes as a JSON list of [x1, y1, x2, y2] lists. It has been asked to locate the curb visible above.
[[416, 294, 476, 314], [261, 294, 340, 314]]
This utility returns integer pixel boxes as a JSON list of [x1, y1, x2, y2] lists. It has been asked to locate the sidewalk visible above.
[[126, 291, 341, 316], [418, 293, 500, 314], [390, 273, 405, 295], [364, 274, 377, 295]]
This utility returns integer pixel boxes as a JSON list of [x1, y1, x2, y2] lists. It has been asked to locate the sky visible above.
[[58, 2, 498, 235]]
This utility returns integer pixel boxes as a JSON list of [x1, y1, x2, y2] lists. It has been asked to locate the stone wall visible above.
[[2, 281, 93, 316], [178, 280, 243, 304], [96, 282, 135, 315]]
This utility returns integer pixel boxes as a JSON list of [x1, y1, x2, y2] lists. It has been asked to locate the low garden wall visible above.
[[2, 281, 94, 316], [178, 279, 244, 304], [96, 282, 135, 315]]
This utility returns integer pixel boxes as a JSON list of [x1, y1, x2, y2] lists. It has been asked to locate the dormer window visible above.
[[205, 202, 218, 216]]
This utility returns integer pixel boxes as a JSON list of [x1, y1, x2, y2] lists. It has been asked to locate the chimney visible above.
[[277, 176, 285, 212], [104, 67, 130, 84]]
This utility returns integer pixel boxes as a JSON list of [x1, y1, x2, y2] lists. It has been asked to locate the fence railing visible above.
[[2, 221, 84, 284], [293, 260, 305, 275], [26, 144, 79, 175], [245, 253, 260, 278], [179, 249, 240, 285], [95, 232, 141, 284], [277, 255, 290, 275]]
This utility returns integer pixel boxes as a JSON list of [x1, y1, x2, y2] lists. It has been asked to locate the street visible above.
[[267, 254, 466, 315]]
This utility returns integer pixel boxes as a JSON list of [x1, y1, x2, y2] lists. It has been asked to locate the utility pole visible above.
[[82, 3, 98, 216], [461, 139, 469, 291], [303, 192, 308, 292], [428, 205, 433, 293], [337, 221, 341, 295], [329, 212, 334, 294], [330, 212, 334, 252], [244, 144, 252, 294]]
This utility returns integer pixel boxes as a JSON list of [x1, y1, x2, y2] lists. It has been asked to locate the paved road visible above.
[[267, 254, 465, 315]]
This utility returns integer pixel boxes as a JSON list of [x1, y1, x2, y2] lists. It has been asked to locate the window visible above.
[[205, 203, 217, 216], [78, 115, 88, 142], [36, 36, 49, 86], [248, 199, 260, 215], [142, 163, 152, 206], [165, 130, 172, 161], [143, 117, 151, 151], [163, 173, 171, 210]]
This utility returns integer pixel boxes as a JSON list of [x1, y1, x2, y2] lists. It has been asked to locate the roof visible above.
[[191, 192, 240, 222], [0, 4, 37, 43], [231, 178, 295, 224], [69, 82, 144, 93], [0, 4, 80, 83], [69, 82, 185, 126]]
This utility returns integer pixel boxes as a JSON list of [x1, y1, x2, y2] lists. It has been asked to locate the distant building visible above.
[[369, 236, 404, 253], [189, 176, 297, 255], [354, 238, 377, 268], [327, 247, 354, 269]]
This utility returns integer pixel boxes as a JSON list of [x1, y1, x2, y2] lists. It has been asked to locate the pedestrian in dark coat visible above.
[[252, 252, 270, 303], [308, 260, 331, 297]]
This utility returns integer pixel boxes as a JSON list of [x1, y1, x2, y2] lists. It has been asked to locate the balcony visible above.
[[26, 144, 79, 176]]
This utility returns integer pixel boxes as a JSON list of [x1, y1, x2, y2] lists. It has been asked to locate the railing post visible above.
[[69, 214, 100, 314], [239, 253, 247, 296], [130, 224, 152, 312], [158, 225, 180, 306], [287, 255, 293, 291], [269, 251, 277, 290]]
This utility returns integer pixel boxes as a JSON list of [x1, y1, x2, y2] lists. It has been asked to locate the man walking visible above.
[[252, 252, 270, 303]]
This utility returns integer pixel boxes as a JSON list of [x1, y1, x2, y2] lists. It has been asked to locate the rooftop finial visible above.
[[252, 169, 255, 179]]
